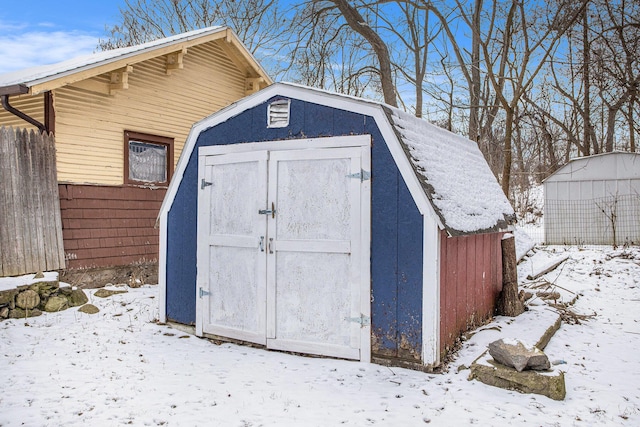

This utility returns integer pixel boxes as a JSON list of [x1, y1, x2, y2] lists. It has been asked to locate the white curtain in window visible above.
[[129, 142, 167, 182]]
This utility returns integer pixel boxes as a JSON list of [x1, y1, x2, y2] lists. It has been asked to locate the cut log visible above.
[[497, 234, 525, 317]]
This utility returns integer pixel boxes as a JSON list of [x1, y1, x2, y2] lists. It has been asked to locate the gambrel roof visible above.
[[162, 82, 514, 236], [0, 26, 271, 96]]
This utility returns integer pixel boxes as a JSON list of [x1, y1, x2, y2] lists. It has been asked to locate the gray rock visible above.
[[488, 339, 550, 372], [527, 351, 553, 371], [0, 306, 9, 318], [16, 290, 40, 310], [0, 289, 18, 305], [44, 296, 68, 312], [58, 286, 73, 296], [94, 288, 128, 298], [78, 304, 100, 314], [9, 308, 43, 318], [66, 289, 89, 307], [34, 271, 45, 279]]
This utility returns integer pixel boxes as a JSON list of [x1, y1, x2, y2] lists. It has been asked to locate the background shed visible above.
[[158, 83, 514, 369], [544, 152, 640, 246]]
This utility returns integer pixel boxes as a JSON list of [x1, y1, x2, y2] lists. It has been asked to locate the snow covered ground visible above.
[[1, 245, 639, 426]]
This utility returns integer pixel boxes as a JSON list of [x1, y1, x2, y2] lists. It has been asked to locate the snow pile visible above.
[[1, 246, 640, 425], [388, 108, 515, 234], [514, 227, 536, 261]]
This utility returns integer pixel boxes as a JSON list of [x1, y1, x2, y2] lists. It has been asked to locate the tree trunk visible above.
[[606, 90, 634, 152], [496, 234, 524, 317], [582, 5, 592, 155], [501, 108, 514, 199], [468, 0, 483, 142], [629, 94, 636, 152]]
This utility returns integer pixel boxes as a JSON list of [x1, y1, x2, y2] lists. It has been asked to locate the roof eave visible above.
[[443, 214, 517, 237], [223, 29, 272, 86], [0, 84, 29, 96], [9, 26, 266, 95]]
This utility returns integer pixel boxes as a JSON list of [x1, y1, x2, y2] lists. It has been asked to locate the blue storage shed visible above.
[[158, 83, 514, 369]]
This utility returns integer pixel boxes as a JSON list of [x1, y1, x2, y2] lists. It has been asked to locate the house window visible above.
[[267, 99, 290, 128], [124, 131, 174, 186]]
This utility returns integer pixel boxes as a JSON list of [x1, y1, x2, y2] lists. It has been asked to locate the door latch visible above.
[[345, 314, 370, 327], [258, 202, 276, 218], [259, 236, 265, 252]]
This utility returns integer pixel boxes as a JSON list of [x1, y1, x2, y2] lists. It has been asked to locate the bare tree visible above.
[[99, 0, 284, 57], [283, 1, 377, 97], [592, 0, 640, 152], [374, 2, 440, 117], [323, 0, 398, 107], [480, 0, 586, 198]]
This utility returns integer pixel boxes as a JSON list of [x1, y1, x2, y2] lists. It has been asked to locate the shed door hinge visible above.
[[347, 169, 371, 182], [201, 179, 212, 189], [199, 287, 210, 298], [345, 314, 370, 327]]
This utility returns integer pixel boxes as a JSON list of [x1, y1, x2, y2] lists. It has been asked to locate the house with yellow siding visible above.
[[0, 26, 271, 283]]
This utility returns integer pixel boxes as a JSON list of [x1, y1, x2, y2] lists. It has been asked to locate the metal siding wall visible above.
[[545, 154, 640, 245], [165, 97, 425, 360]]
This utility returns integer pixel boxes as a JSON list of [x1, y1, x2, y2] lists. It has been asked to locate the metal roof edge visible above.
[[542, 151, 640, 183]]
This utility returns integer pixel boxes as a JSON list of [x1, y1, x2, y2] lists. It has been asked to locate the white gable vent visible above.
[[267, 99, 290, 128]]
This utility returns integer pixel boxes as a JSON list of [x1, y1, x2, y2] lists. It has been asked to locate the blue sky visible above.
[[0, 1, 127, 74]]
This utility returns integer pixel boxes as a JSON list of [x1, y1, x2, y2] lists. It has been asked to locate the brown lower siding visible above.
[[59, 184, 166, 269], [439, 230, 504, 359]]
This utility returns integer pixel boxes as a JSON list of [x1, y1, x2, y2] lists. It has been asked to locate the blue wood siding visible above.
[[165, 96, 424, 358]]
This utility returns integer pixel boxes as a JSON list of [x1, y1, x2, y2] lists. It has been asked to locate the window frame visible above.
[[124, 130, 174, 186]]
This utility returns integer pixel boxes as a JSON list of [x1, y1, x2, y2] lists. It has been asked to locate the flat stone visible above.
[[470, 353, 566, 401], [94, 288, 128, 298], [44, 296, 68, 312], [66, 289, 89, 307], [16, 290, 40, 310], [78, 304, 100, 314]]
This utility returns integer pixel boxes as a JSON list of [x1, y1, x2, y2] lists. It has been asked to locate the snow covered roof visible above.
[[0, 26, 270, 96], [383, 106, 515, 235], [544, 151, 640, 183], [162, 82, 514, 236]]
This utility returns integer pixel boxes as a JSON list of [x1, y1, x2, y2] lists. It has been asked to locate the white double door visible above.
[[196, 137, 370, 361]]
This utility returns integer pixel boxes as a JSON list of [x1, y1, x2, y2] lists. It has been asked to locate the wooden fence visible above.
[[0, 126, 65, 276]]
